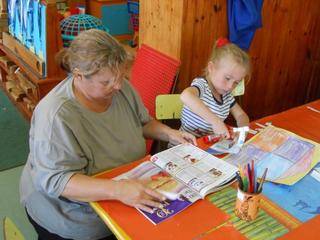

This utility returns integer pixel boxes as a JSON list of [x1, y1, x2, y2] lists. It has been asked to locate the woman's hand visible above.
[[143, 119, 197, 145], [114, 179, 166, 213], [167, 129, 197, 146]]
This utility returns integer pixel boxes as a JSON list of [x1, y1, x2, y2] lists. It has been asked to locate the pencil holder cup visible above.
[[235, 188, 261, 221]]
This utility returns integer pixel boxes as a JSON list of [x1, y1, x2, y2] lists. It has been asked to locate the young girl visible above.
[[180, 38, 251, 139]]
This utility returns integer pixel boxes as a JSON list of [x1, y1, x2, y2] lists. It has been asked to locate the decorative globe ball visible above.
[[60, 14, 107, 47]]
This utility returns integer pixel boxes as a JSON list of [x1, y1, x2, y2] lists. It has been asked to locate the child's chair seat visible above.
[[3, 217, 25, 240]]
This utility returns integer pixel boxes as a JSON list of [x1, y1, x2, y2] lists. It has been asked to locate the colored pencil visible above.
[[243, 177, 248, 192], [254, 164, 258, 192], [238, 164, 243, 179], [247, 163, 252, 192], [257, 168, 268, 193], [236, 172, 243, 190], [251, 160, 255, 193]]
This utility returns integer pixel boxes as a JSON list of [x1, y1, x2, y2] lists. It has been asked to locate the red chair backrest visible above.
[[130, 44, 181, 153], [131, 44, 181, 117]]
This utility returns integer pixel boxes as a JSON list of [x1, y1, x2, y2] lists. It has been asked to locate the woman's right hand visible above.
[[211, 121, 230, 139], [114, 179, 166, 213]]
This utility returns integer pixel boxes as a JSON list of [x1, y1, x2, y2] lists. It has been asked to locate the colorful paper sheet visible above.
[[224, 126, 320, 185], [262, 162, 320, 222]]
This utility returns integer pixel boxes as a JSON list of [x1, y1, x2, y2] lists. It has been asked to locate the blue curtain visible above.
[[227, 0, 264, 50]]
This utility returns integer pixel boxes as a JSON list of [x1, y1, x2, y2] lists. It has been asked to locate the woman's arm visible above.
[[61, 173, 165, 213], [180, 87, 230, 138], [142, 119, 197, 146], [230, 103, 249, 127]]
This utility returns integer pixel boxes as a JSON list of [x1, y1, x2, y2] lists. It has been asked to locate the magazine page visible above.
[[113, 161, 201, 225], [150, 144, 238, 198]]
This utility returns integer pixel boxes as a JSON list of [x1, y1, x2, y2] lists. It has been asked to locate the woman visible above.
[[20, 29, 196, 240]]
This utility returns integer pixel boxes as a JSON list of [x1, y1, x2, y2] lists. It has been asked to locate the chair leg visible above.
[[3, 217, 25, 240]]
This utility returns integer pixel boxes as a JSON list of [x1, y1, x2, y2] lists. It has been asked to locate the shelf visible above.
[[0, 43, 64, 84], [0, 84, 32, 120]]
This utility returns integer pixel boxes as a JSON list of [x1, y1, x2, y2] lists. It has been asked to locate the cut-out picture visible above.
[[183, 154, 199, 164], [148, 171, 178, 192], [165, 161, 178, 172], [188, 177, 205, 190], [209, 167, 222, 177]]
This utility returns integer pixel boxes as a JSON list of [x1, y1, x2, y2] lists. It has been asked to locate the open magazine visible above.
[[113, 143, 238, 224]]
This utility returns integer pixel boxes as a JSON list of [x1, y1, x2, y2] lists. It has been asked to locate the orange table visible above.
[[90, 100, 320, 240]]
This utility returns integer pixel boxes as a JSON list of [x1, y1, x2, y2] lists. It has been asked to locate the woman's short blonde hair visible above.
[[56, 29, 128, 78]]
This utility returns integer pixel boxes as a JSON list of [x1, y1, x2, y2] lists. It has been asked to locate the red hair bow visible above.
[[216, 37, 230, 48]]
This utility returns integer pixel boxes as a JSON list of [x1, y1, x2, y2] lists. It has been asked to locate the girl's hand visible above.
[[211, 121, 230, 139], [114, 179, 166, 213], [167, 129, 197, 146]]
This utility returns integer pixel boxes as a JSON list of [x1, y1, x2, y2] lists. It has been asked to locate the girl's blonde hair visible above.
[[206, 40, 251, 81], [56, 29, 128, 78]]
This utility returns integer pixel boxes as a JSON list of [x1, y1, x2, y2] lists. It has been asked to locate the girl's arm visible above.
[[230, 102, 249, 127], [180, 87, 230, 138]]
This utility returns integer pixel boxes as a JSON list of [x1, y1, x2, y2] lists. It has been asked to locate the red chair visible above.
[[130, 44, 181, 153]]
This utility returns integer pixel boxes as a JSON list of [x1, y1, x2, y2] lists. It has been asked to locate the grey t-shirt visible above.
[[20, 77, 151, 240]]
